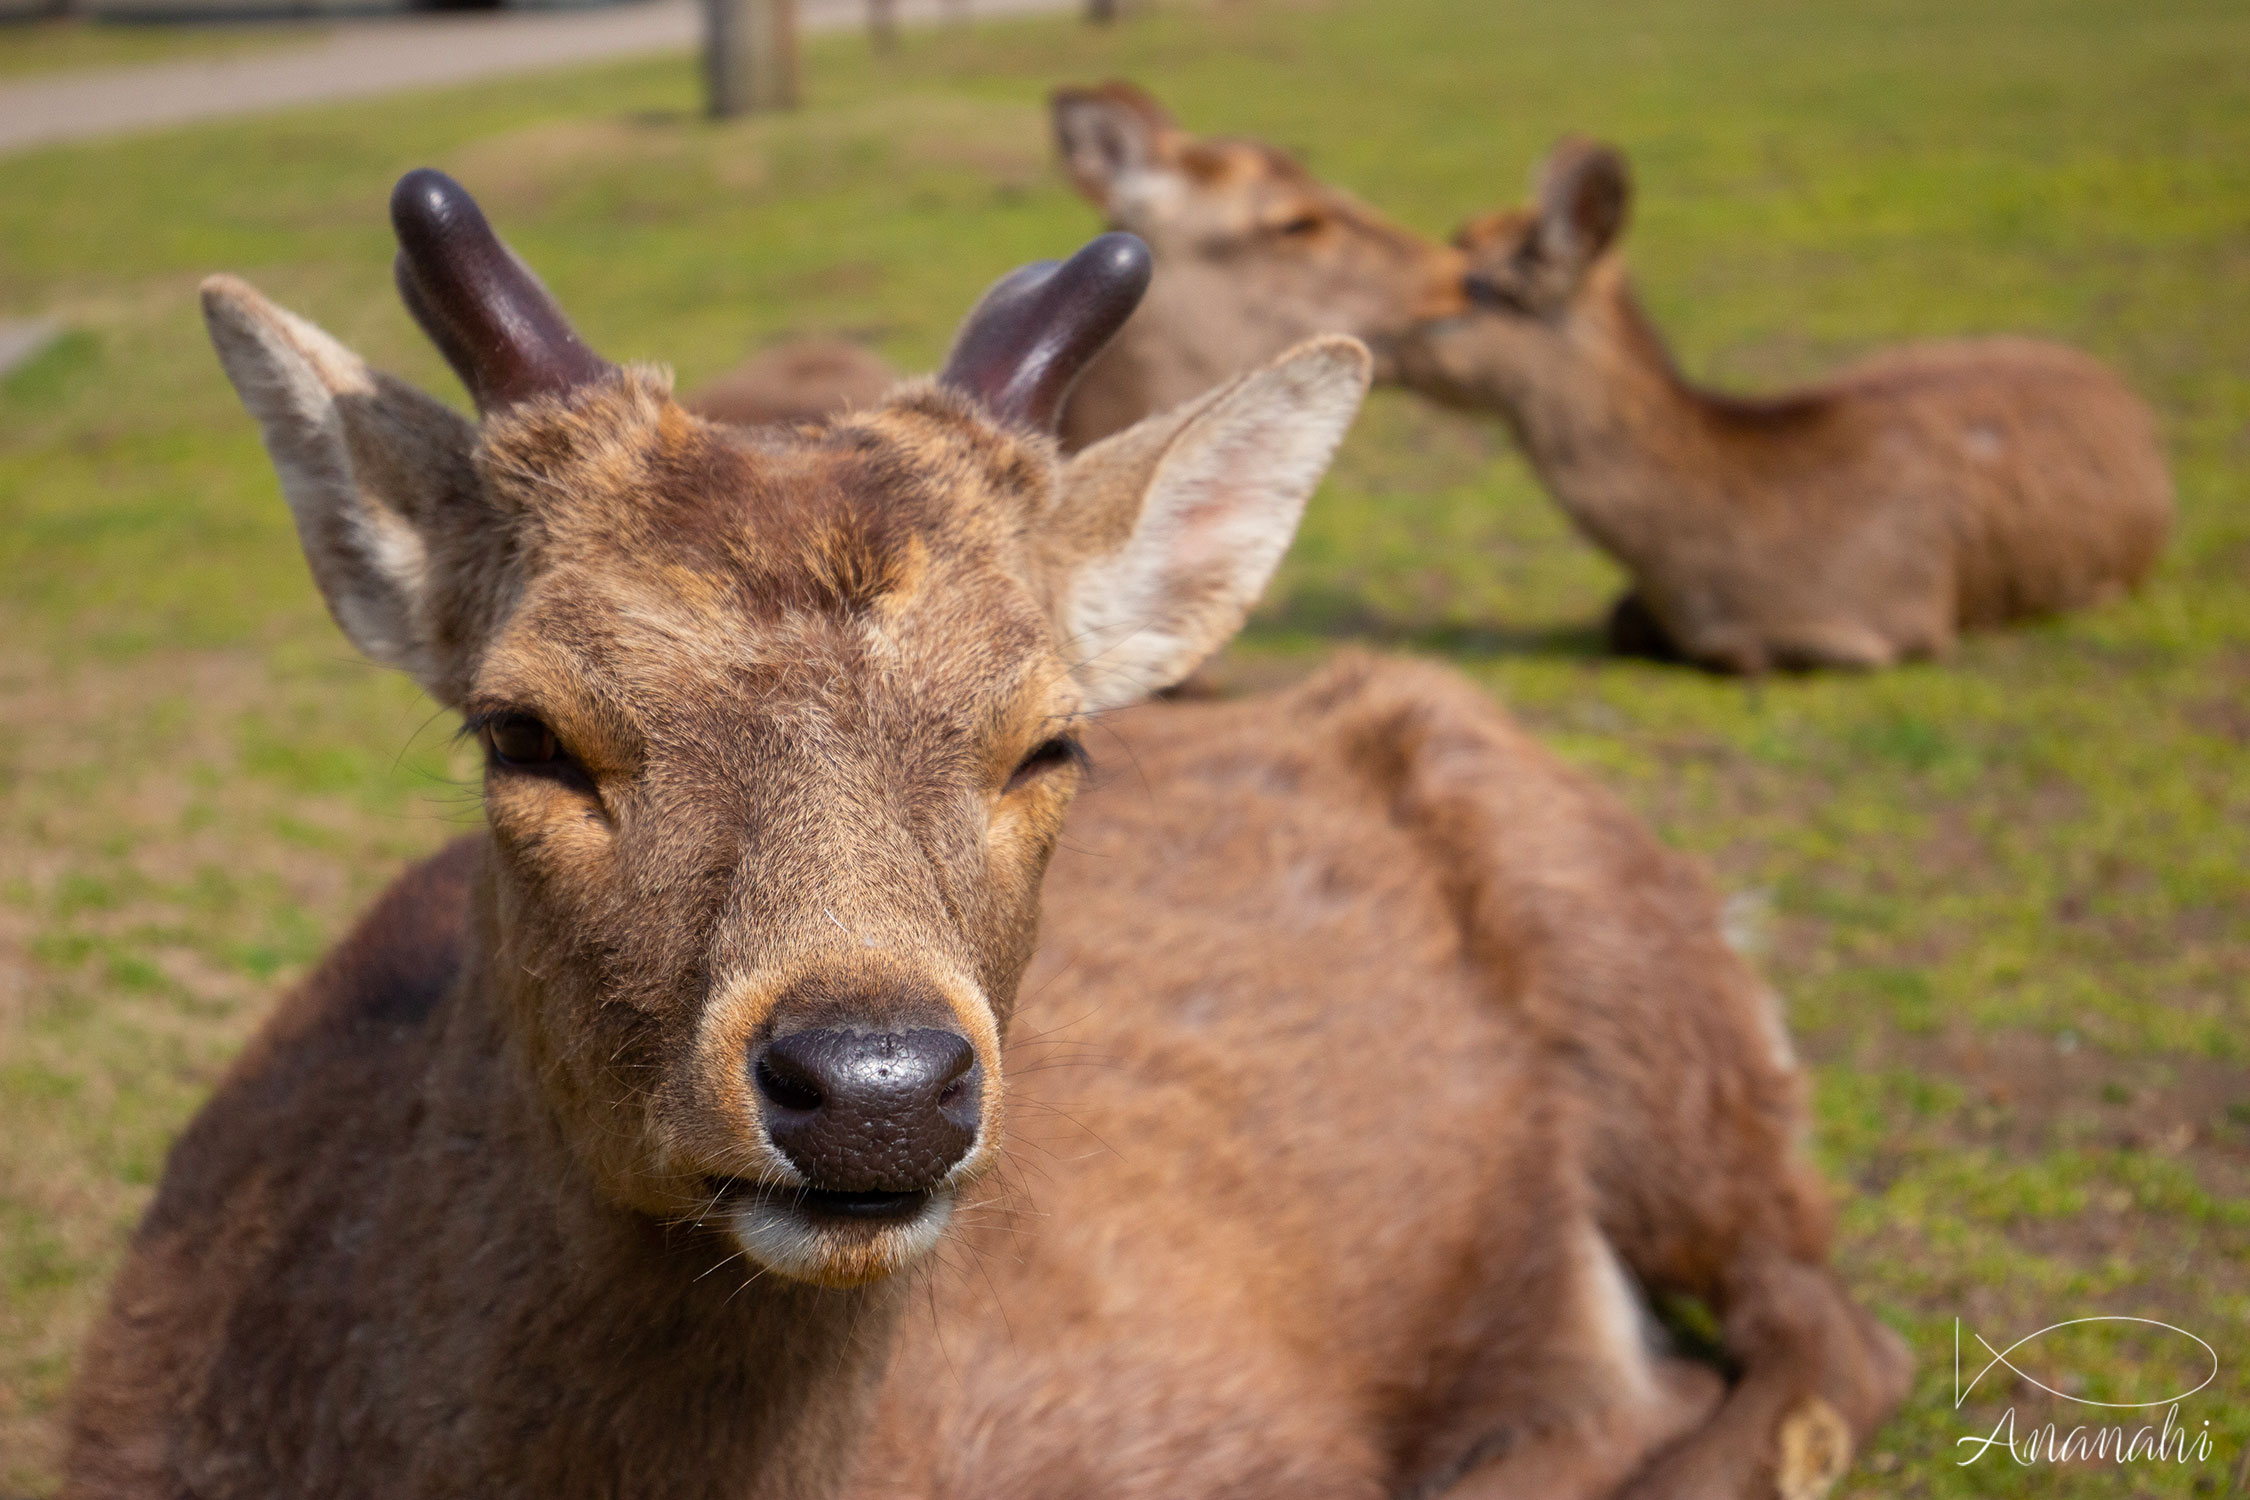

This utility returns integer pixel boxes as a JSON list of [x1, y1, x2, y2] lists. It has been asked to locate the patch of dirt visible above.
[[1830, 1026, 2250, 1214], [2184, 697, 2250, 748]]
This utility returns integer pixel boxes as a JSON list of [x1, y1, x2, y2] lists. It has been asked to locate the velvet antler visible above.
[[390, 169, 614, 412], [940, 232, 1151, 432]]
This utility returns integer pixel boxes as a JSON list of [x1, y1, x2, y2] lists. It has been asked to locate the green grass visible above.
[[3, 0, 2247, 1493]]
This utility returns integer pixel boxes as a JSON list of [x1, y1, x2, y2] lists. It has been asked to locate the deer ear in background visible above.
[[1051, 80, 1179, 209], [1532, 136, 1632, 273]]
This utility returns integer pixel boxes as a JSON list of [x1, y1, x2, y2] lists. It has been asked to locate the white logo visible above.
[[1952, 1317, 2222, 1470], [1956, 1316, 2218, 1409]]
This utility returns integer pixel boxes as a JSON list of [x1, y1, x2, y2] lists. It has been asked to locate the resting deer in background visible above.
[[1050, 80, 1467, 450], [1397, 138, 2174, 671], [684, 335, 898, 426], [61, 171, 1375, 1499]]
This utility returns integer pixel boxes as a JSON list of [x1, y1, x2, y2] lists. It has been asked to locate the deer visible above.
[[59, 168, 1377, 1499], [1395, 137, 2175, 671], [683, 335, 898, 427], [627, 114, 1917, 1495], [1049, 80, 1468, 450], [67, 172, 1910, 1500]]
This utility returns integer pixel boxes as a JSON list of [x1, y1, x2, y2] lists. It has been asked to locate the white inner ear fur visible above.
[[1059, 101, 1147, 182], [202, 274, 468, 691], [1056, 335, 1373, 711]]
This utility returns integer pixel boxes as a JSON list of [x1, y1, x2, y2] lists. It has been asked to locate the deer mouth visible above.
[[707, 1180, 932, 1222], [702, 1177, 955, 1285]]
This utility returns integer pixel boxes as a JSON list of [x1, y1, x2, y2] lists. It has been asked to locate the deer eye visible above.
[[1005, 735, 1088, 794], [1275, 211, 1326, 238], [482, 713, 562, 770]]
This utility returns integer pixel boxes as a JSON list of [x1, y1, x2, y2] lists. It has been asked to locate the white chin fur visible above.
[[725, 1189, 955, 1283]]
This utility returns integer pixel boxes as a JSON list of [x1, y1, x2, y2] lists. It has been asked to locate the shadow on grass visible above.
[[1254, 584, 1655, 666], [1253, 602, 1608, 664]]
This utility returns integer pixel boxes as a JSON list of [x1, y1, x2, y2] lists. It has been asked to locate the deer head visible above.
[[1391, 137, 1641, 416], [1051, 81, 1462, 438], [202, 170, 1371, 1288], [1453, 136, 1631, 319]]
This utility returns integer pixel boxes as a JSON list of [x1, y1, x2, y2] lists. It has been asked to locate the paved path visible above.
[[0, 319, 62, 377], [0, 0, 1075, 155]]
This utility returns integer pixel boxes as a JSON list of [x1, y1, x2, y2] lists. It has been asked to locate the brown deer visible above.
[[1050, 80, 1467, 450], [1396, 138, 2174, 671], [684, 335, 898, 426], [835, 649, 1911, 1499], [68, 171, 1909, 1500], [60, 170, 1375, 1499]]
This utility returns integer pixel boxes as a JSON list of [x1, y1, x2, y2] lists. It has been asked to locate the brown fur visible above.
[[1052, 81, 1467, 449], [1397, 140, 2174, 671], [67, 255, 1370, 1497], [64, 837, 909, 1500], [686, 336, 900, 427], [840, 654, 1907, 1499]]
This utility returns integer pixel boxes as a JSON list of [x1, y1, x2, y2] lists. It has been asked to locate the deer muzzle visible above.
[[753, 1026, 983, 1194]]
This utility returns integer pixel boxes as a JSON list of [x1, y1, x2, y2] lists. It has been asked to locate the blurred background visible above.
[[2, 0, 2246, 1494], [5, 0, 678, 24]]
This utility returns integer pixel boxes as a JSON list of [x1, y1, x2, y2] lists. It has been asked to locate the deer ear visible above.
[[1052, 81, 1178, 210], [1534, 137, 1631, 271], [1045, 336, 1372, 711], [202, 274, 484, 698]]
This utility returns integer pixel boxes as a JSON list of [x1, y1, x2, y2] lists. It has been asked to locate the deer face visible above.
[[204, 173, 1370, 1287], [1052, 82, 1464, 387], [1394, 137, 1635, 410], [1454, 138, 1630, 320]]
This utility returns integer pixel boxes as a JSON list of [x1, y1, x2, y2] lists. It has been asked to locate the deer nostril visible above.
[[754, 1053, 824, 1113], [752, 1027, 981, 1194]]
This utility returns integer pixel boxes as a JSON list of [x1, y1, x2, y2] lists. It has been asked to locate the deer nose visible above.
[[753, 1028, 981, 1192]]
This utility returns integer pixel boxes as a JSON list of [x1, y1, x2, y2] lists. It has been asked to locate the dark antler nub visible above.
[[389, 168, 613, 411], [940, 232, 1152, 433]]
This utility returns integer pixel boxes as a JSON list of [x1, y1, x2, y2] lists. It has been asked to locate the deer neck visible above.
[[387, 860, 902, 1498]]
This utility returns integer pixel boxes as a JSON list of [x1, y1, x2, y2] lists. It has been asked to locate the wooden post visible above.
[[868, 0, 898, 51], [704, 0, 800, 118]]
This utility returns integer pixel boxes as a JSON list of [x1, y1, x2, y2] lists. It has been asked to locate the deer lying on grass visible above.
[[832, 663, 1911, 1500], [1050, 80, 1467, 450], [1397, 138, 2174, 671], [684, 335, 898, 426], [61, 170, 1375, 1498], [70, 171, 1907, 1500]]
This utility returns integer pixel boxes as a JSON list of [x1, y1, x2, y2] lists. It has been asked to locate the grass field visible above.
[[3, 0, 2246, 1491]]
